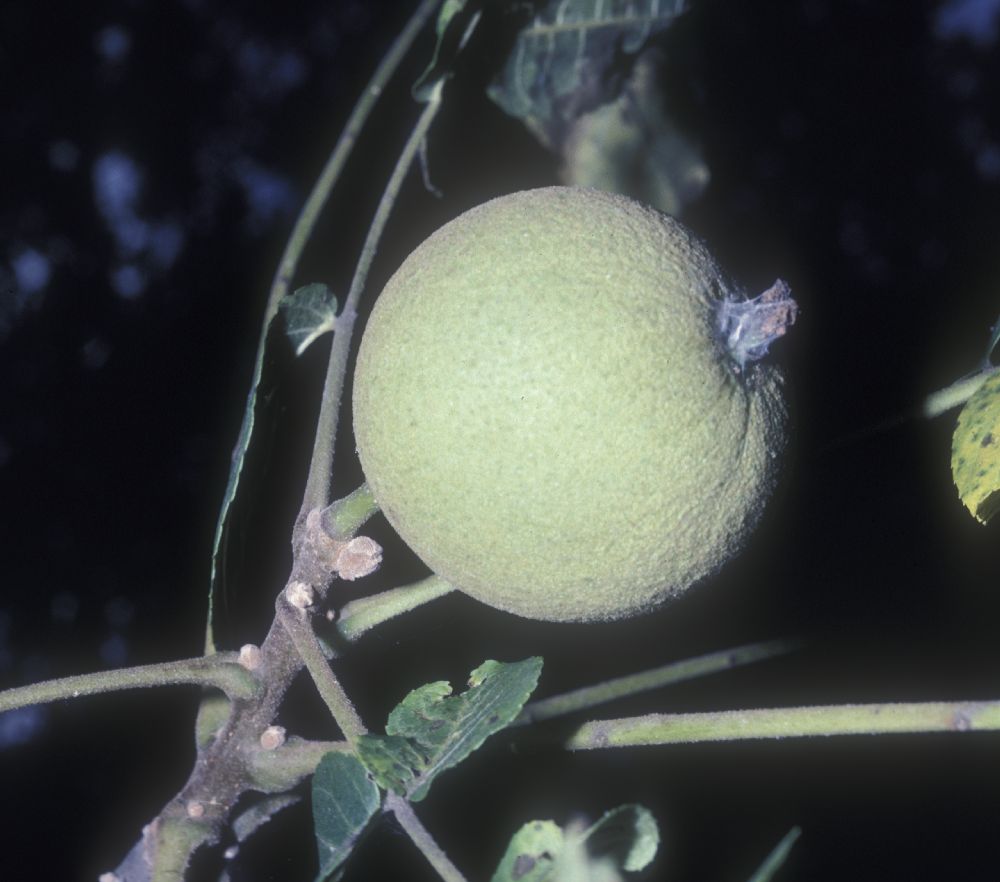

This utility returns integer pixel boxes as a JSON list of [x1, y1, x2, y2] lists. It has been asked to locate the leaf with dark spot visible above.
[[357, 657, 543, 802], [952, 370, 1000, 523], [491, 805, 660, 882]]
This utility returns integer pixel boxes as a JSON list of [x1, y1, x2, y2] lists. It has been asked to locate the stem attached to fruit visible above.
[[106, 12, 450, 880], [566, 699, 1000, 749], [266, 0, 442, 316], [513, 638, 801, 726], [322, 481, 380, 538], [0, 652, 259, 715], [300, 85, 444, 517]]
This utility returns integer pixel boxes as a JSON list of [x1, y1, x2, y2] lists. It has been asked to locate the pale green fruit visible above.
[[353, 187, 790, 622]]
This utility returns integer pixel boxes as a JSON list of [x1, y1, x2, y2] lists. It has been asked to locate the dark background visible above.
[[2, 1, 1000, 880]]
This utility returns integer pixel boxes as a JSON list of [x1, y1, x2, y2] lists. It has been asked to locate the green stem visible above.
[[515, 639, 800, 726], [148, 815, 217, 882], [748, 827, 802, 882], [0, 653, 258, 715], [566, 699, 1000, 750], [301, 85, 444, 514], [321, 482, 379, 539], [336, 574, 455, 642], [267, 0, 441, 318], [206, 0, 442, 656], [277, 595, 366, 742], [248, 736, 350, 794], [386, 792, 470, 882], [922, 365, 1000, 417]]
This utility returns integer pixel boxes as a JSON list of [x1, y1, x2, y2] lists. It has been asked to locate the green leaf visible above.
[[491, 819, 564, 882], [952, 369, 1000, 523], [583, 804, 658, 873], [206, 315, 287, 651], [281, 283, 338, 356], [490, 804, 660, 882], [312, 752, 381, 882], [559, 46, 708, 214], [357, 657, 543, 801], [746, 827, 801, 882], [206, 280, 336, 651], [412, 0, 484, 102], [487, 0, 688, 150]]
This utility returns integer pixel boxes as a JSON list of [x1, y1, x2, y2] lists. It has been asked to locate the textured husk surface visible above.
[[353, 187, 785, 622]]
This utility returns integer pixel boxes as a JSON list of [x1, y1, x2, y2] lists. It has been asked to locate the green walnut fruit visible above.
[[353, 186, 794, 622]]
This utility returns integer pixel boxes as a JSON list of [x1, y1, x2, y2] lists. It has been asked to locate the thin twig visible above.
[[208, 0, 442, 654], [922, 364, 1000, 418], [268, 0, 442, 315], [386, 792, 470, 882], [747, 827, 802, 882], [321, 481, 379, 538], [301, 86, 444, 514], [247, 736, 351, 794], [277, 594, 366, 742], [566, 699, 1000, 749], [514, 638, 800, 726], [109, 8, 446, 875], [0, 652, 258, 714], [337, 574, 455, 641]]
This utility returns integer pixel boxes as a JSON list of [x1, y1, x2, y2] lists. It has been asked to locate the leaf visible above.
[[206, 316, 287, 651], [412, 0, 484, 102], [490, 804, 660, 882], [281, 283, 338, 356], [491, 819, 564, 882], [952, 369, 1000, 524], [582, 804, 658, 873], [488, 0, 689, 150], [746, 827, 801, 882], [560, 46, 709, 214], [312, 752, 381, 882], [206, 279, 336, 651], [357, 657, 543, 802]]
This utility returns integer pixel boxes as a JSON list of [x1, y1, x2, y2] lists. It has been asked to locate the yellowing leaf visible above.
[[952, 370, 1000, 523]]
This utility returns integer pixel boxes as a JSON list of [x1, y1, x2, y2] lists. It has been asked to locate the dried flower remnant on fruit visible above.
[[718, 279, 798, 372]]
